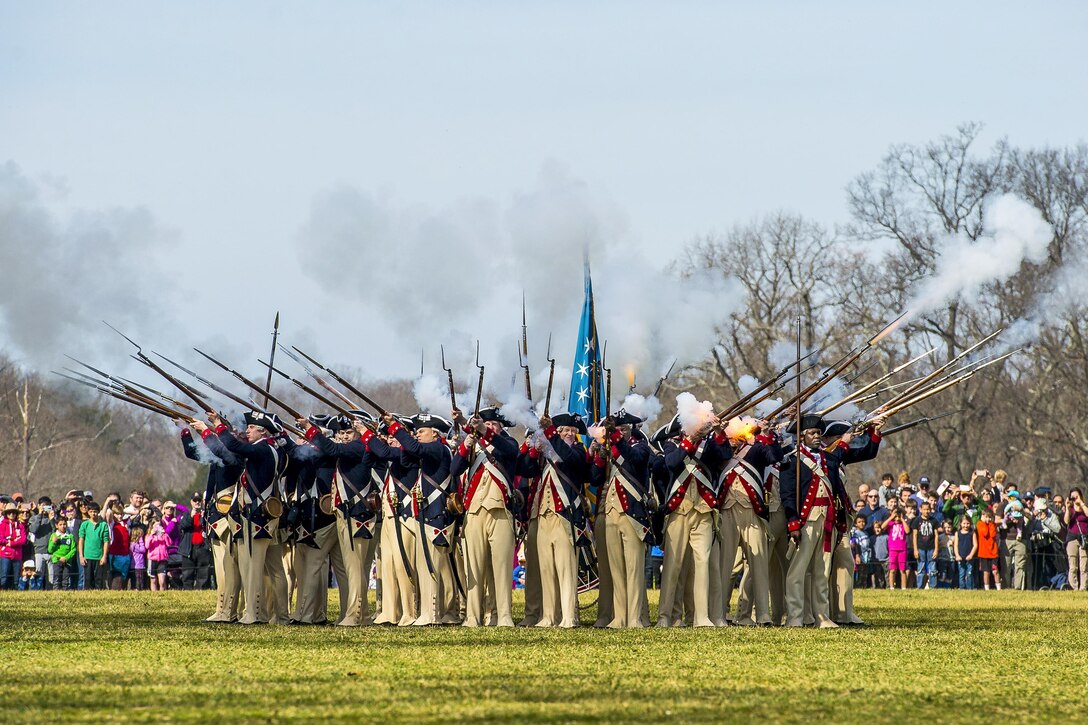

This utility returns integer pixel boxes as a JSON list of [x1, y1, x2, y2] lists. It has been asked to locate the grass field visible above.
[[2, 589, 1086, 723]]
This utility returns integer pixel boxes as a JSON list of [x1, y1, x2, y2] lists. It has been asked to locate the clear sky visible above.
[[2, 1, 1086, 388]]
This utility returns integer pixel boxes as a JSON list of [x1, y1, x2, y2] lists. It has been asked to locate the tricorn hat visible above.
[[307, 413, 333, 430], [478, 407, 513, 427], [551, 412, 588, 435], [244, 410, 281, 434], [650, 414, 682, 444], [795, 414, 824, 434], [611, 408, 645, 427], [822, 420, 851, 438], [411, 413, 452, 435]]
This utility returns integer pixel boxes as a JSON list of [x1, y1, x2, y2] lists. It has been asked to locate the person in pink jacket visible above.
[[146, 520, 171, 592], [1, 502, 29, 590]]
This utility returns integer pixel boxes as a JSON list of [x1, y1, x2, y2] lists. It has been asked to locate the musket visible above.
[[261, 359, 356, 419], [262, 312, 280, 408], [63, 359, 189, 414], [723, 361, 822, 422], [762, 313, 908, 422], [653, 359, 676, 399], [153, 351, 263, 418], [277, 345, 369, 414], [53, 371, 193, 421], [520, 295, 532, 402], [102, 321, 218, 414], [117, 376, 199, 415], [289, 345, 391, 417], [192, 348, 306, 434], [818, 347, 938, 416], [603, 342, 611, 419], [543, 334, 556, 417], [473, 341, 485, 416], [715, 346, 822, 421], [440, 345, 457, 411], [882, 410, 961, 436], [873, 329, 1003, 415], [876, 349, 1018, 420]]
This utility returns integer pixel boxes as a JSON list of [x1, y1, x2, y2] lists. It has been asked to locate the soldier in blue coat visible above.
[[589, 409, 654, 628]]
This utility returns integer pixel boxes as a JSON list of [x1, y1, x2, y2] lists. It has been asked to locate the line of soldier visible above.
[[182, 403, 885, 629]]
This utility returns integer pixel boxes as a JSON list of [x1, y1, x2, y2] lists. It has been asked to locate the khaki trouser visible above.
[[412, 522, 452, 625], [708, 532, 724, 624], [281, 543, 296, 611], [593, 513, 614, 627], [604, 509, 647, 628], [720, 505, 771, 625], [293, 523, 344, 624], [536, 512, 578, 627], [658, 508, 714, 627], [519, 518, 543, 625], [1003, 538, 1030, 590], [263, 542, 290, 625], [829, 531, 861, 623], [236, 528, 270, 625], [375, 515, 416, 625], [463, 507, 515, 626], [208, 535, 240, 622], [335, 513, 378, 626], [785, 513, 832, 627], [1067, 539, 1088, 591]]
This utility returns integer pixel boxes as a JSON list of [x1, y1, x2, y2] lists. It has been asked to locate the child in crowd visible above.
[[146, 521, 170, 592], [885, 508, 910, 590], [936, 519, 955, 588], [872, 520, 889, 589], [77, 502, 110, 590], [129, 524, 148, 591], [904, 501, 919, 588], [48, 516, 76, 590], [850, 515, 872, 586], [912, 501, 939, 589], [18, 559, 40, 590], [975, 509, 1001, 590], [954, 516, 977, 589]]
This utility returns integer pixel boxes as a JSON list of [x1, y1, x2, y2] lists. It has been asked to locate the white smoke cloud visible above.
[[906, 194, 1052, 317], [618, 393, 663, 425], [675, 391, 715, 435], [737, 374, 762, 395]]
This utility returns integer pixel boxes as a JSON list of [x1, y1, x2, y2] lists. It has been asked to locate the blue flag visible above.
[[568, 256, 606, 421]]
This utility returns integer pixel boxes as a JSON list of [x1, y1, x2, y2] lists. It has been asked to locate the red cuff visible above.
[[835, 440, 849, 451], [679, 437, 697, 455], [754, 432, 774, 446], [713, 431, 729, 445], [609, 430, 623, 443], [462, 424, 474, 435], [519, 441, 530, 454], [593, 455, 606, 468], [388, 421, 402, 436], [870, 430, 882, 443], [543, 425, 558, 439], [214, 423, 228, 434], [458, 442, 471, 458], [304, 425, 319, 441], [787, 519, 802, 533], [480, 428, 496, 445], [200, 428, 214, 440], [361, 429, 375, 446], [528, 447, 541, 459]]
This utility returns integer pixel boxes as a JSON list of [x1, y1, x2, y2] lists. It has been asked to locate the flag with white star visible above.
[[568, 255, 606, 422]]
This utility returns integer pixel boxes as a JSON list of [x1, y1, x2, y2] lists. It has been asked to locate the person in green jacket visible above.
[[78, 502, 110, 590], [48, 516, 77, 590]]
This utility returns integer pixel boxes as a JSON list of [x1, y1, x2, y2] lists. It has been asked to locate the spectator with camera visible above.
[[177, 494, 212, 590], [28, 498, 56, 589], [1064, 488, 1088, 590]]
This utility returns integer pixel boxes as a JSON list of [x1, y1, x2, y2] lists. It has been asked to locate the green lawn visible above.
[[2, 589, 1086, 723]]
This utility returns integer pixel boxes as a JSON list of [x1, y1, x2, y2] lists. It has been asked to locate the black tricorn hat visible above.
[[244, 410, 280, 434], [795, 414, 824, 434], [411, 413, 451, 435], [307, 413, 333, 430], [611, 408, 645, 427], [478, 407, 513, 427], [551, 412, 587, 435], [328, 415, 354, 433], [650, 414, 682, 444], [822, 420, 852, 438], [348, 409, 374, 423]]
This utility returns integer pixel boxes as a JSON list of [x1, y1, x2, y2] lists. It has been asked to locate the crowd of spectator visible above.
[[0, 488, 212, 591], [849, 470, 1088, 591]]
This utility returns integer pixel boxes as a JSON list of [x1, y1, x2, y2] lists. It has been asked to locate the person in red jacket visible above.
[[1, 502, 29, 589]]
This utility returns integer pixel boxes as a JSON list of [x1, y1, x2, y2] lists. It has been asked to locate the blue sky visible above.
[[2, 1, 1086, 386]]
